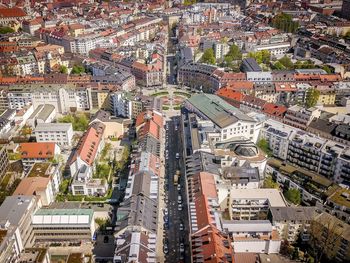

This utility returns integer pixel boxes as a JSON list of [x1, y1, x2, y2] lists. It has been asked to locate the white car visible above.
[[177, 184, 181, 191], [178, 204, 183, 211], [180, 243, 184, 253], [176, 153, 179, 159]]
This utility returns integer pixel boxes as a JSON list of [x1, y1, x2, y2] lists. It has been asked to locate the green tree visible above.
[[201, 48, 216, 65], [305, 88, 320, 108], [272, 13, 299, 33], [0, 27, 15, 34], [248, 50, 270, 64], [278, 56, 294, 69], [59, 65, 68, 74], [184, 0, 196, 6], [273, 61, 286, 70], [257, 138, 273, 157], [225, 44, 242, 61], [58, 114, 89, 131], [292, 247, 300, 260], [321, 65, 333, 74], [71, 64, 85, 74], [284, 188, 301, 205], [263, 176, 279, 189]]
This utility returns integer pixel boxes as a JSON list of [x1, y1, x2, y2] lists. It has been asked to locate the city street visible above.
[[164, 116, 191, 263]]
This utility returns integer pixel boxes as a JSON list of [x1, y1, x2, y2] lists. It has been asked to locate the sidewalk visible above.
[[156, 125, 166, 262]]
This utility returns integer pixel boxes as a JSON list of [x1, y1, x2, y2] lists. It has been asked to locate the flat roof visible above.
[[27, 162, 51, 178], [186, 93, 254, 128], [0, 195, 35, 226], [33, 209, 93, 225], [230, 188, 287, 207], [35, 123, 72, 132]]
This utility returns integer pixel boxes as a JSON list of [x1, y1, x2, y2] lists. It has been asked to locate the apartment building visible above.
[[0, 195, 40, 254], [6, 84, 91, 113], [227, 188, 286, 220], [222, 220, 281, 254], [269, 207, 317, 242], [283, 105, 321, 130], [34, 123, 73, 147], [32, 209, 95, 243], [311, 213, 350, 262], [110, 92, 132, 118], [19, 142, 61, 173], [287, 132, 326, 174], [27, 104, 56, 127], [13, 163, 61, 206]]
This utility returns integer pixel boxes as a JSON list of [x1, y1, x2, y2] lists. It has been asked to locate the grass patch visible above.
[[58, 113, 89, 131], [67, 194, 84, 201], [173, 105, 181, 110], [174, 91, 191, 98], [151, 91, 169, 97], [162, 106, 169, 110]]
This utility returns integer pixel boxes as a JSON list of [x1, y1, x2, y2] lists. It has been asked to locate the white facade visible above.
[[222, 220, 281, 254], [246, 72, 272, 83], [110, 92, 132, 118], [259, 119, 297, 160], [35, 123, 73, 147]]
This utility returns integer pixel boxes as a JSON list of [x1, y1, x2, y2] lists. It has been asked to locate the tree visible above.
[[184, 0, 196, 5], [309, 214, 345, 263], [257, 138, 273, 157], [201, 48, 216, 65], [0, 27, 15, 34], [248, 50, 270, 64], [292, 247, 300, 260], [71, 64, 85, 74], [280, 239, 292, 256], [284, 188, 301, 205], [273, 61, 286, 70], [225, 44, 242, 61], [263, 176, 279, 189], [278, 56, 294, 69], [59, 65, 68, 74], [321, 65, 333, 74], [272, 13, 299, 33], [305, 88, 320, 108]]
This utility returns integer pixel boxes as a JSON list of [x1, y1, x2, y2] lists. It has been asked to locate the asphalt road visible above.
[[164, 116, 191, 263]]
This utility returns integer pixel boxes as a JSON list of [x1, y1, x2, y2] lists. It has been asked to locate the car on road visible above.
[[164, 215, 169, 223], [180, 243, 184, 253], [177, 184, 181, 191], [176, 153, 179, 159], [103, 236, 109, 243], [178, 204, 183, 211], [179, 223, 184, 231], [163, 241, 169, 254], [177, 195, 182, 204], [164, 208, 168, 216]]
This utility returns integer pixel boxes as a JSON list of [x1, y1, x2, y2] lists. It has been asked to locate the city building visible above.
[[222, 220, 281, 254], [32, 209, 95, 243], [223, 188, 287, 220], [19, 142, 60, 173], [342, 0, 350, 20], [14, 163, 61, 206], [269, 207, 317, 242], [0, 195, 40, 254], [34, 123, 73, 147], [184, 94, 258, 142], [241, 58, 262, 72], [283, 105, 321, 130], [70, 122, 107, 196]]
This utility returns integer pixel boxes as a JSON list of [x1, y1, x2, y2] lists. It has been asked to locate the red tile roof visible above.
[[20, 142, 56, 159], [71, 122, 105, 166], [262, 103, 287, 119], [225, 81, 253, 91], [274, 83, 297, 92], [216, 88, 244, 102], [0, 8, 26, 18], [192, 225, 233, 263]]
